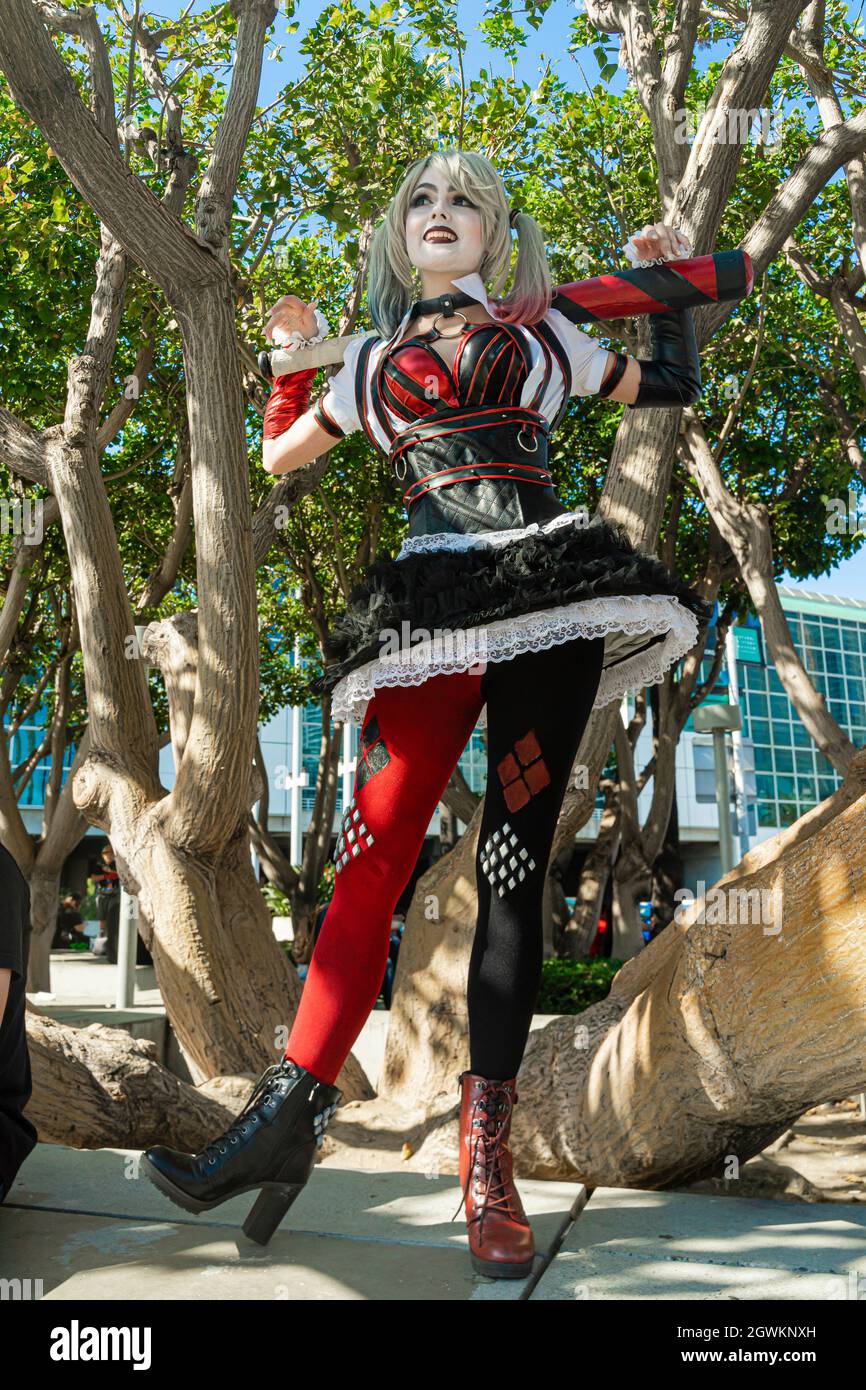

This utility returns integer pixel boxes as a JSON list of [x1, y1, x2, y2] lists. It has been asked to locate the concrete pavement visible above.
[[14, 952, 866, 1300], [3, 1143, 866, 1300]]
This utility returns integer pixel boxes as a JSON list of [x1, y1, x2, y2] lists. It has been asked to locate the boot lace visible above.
[[451, 1079, 520, 1241], [200, 1061, 293, 1165]]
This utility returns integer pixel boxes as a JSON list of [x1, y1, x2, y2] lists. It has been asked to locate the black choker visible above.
[[408, 289, 480, 320]]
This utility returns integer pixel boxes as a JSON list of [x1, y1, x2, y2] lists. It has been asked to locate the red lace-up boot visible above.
[[451, 1070, 535, 1279]]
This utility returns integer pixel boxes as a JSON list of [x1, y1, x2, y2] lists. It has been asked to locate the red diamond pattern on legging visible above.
[[496, 728, 551, 812]]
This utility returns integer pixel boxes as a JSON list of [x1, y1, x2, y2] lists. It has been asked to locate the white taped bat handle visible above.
[[260, 335, 360, 377]]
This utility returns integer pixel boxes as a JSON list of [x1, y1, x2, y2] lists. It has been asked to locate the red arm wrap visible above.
[[262, 366, 317, 440]]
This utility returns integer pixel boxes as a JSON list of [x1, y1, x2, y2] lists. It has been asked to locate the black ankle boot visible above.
[[142, 1057, 342, 1245]]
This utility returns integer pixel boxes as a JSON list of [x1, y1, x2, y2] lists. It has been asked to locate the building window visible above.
[[770, 694, 789, 723], [693, 740, 734, 804]]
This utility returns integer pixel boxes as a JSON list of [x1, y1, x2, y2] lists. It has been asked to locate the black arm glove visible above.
[[626, 305, 701, 409]]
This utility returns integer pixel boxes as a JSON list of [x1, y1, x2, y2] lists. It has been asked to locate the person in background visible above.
[[380, 913, 405, 1010], [90, 842, 121, 964], [0, 842, 38, 1202], [52, 892, 88, 950]]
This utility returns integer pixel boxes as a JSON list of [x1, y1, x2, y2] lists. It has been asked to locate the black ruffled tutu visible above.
[[306, 514, 712, 723]]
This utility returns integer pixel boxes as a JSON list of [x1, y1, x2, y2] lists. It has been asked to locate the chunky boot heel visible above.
[[142, 1057, 341, 1244], [243, 1183, 305, 1245]]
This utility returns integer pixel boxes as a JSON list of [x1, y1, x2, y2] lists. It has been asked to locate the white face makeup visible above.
[[404, 167, 485, 291]]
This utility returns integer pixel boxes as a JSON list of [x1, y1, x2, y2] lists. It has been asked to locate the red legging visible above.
[[284, 635, 605, 1085]]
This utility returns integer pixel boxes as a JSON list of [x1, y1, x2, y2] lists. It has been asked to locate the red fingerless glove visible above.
[[262, 366, 317, 440]]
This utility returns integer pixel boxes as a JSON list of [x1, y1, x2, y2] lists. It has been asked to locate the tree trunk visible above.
[[680, 414, 857, 776], [438, 805, 457, 852], [507, 759, 866, 1184], [356, 756, 866, 1185], [27, 864, 73, 993], [611, 859, 651, 959], [652, 784, 684, 936], [26, 1007, 238, 1151], [379, 804, 483, 1108], [72, 805, 369, 1101], [546, 846, 572, 958], [441, 763, 479, 827], [560, 786, 619, 959], [25, 916, 54, 995]]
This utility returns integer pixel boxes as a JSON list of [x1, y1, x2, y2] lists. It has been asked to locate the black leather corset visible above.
[[389, 406, 569, 538]]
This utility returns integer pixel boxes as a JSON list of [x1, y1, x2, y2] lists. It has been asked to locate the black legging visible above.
[[470, 634, 605, 1077]]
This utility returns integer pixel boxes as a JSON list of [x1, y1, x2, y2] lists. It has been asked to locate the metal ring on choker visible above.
[[431, 308, 468, 338]]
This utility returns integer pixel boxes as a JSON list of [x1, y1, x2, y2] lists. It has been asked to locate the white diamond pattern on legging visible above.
[[479, 821, 536, 898], [333, 795, 375, 874]]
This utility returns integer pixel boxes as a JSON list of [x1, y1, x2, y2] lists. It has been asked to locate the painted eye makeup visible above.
[[410, 191, 477, 208]]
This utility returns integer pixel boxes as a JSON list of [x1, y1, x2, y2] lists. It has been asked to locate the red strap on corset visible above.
[[402, 459, 553, 509], [390, 405, 549, 467]]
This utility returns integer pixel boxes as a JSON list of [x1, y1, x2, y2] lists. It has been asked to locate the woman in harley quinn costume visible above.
[[144, 149, 712, 1275]]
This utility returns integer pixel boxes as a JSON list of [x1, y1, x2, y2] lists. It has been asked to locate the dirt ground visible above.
[[678, 1096, 866, 1203]]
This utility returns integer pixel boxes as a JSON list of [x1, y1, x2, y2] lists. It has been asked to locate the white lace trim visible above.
[[268, 306, 331, 352], [328, 593, 701, 728], [395, 509, 590, 559]]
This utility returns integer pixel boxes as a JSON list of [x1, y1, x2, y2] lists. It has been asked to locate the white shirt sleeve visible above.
[[312, 331, 378, 438], [544, 308, 612, 397]]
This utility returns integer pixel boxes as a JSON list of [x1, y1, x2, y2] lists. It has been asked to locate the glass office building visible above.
[[699, 586, 864, 832], [632, 583, 863, 890], [749, 586, 866, 826]]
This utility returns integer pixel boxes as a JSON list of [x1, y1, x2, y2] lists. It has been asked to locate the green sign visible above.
[[733, 626, 763, 664]]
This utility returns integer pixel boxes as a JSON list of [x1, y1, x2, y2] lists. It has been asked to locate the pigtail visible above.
[[491, 210, 553, 327], [367, 215, 414, 339]]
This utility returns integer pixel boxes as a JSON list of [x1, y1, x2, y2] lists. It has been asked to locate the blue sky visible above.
[[102, 0, 866, 598]]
